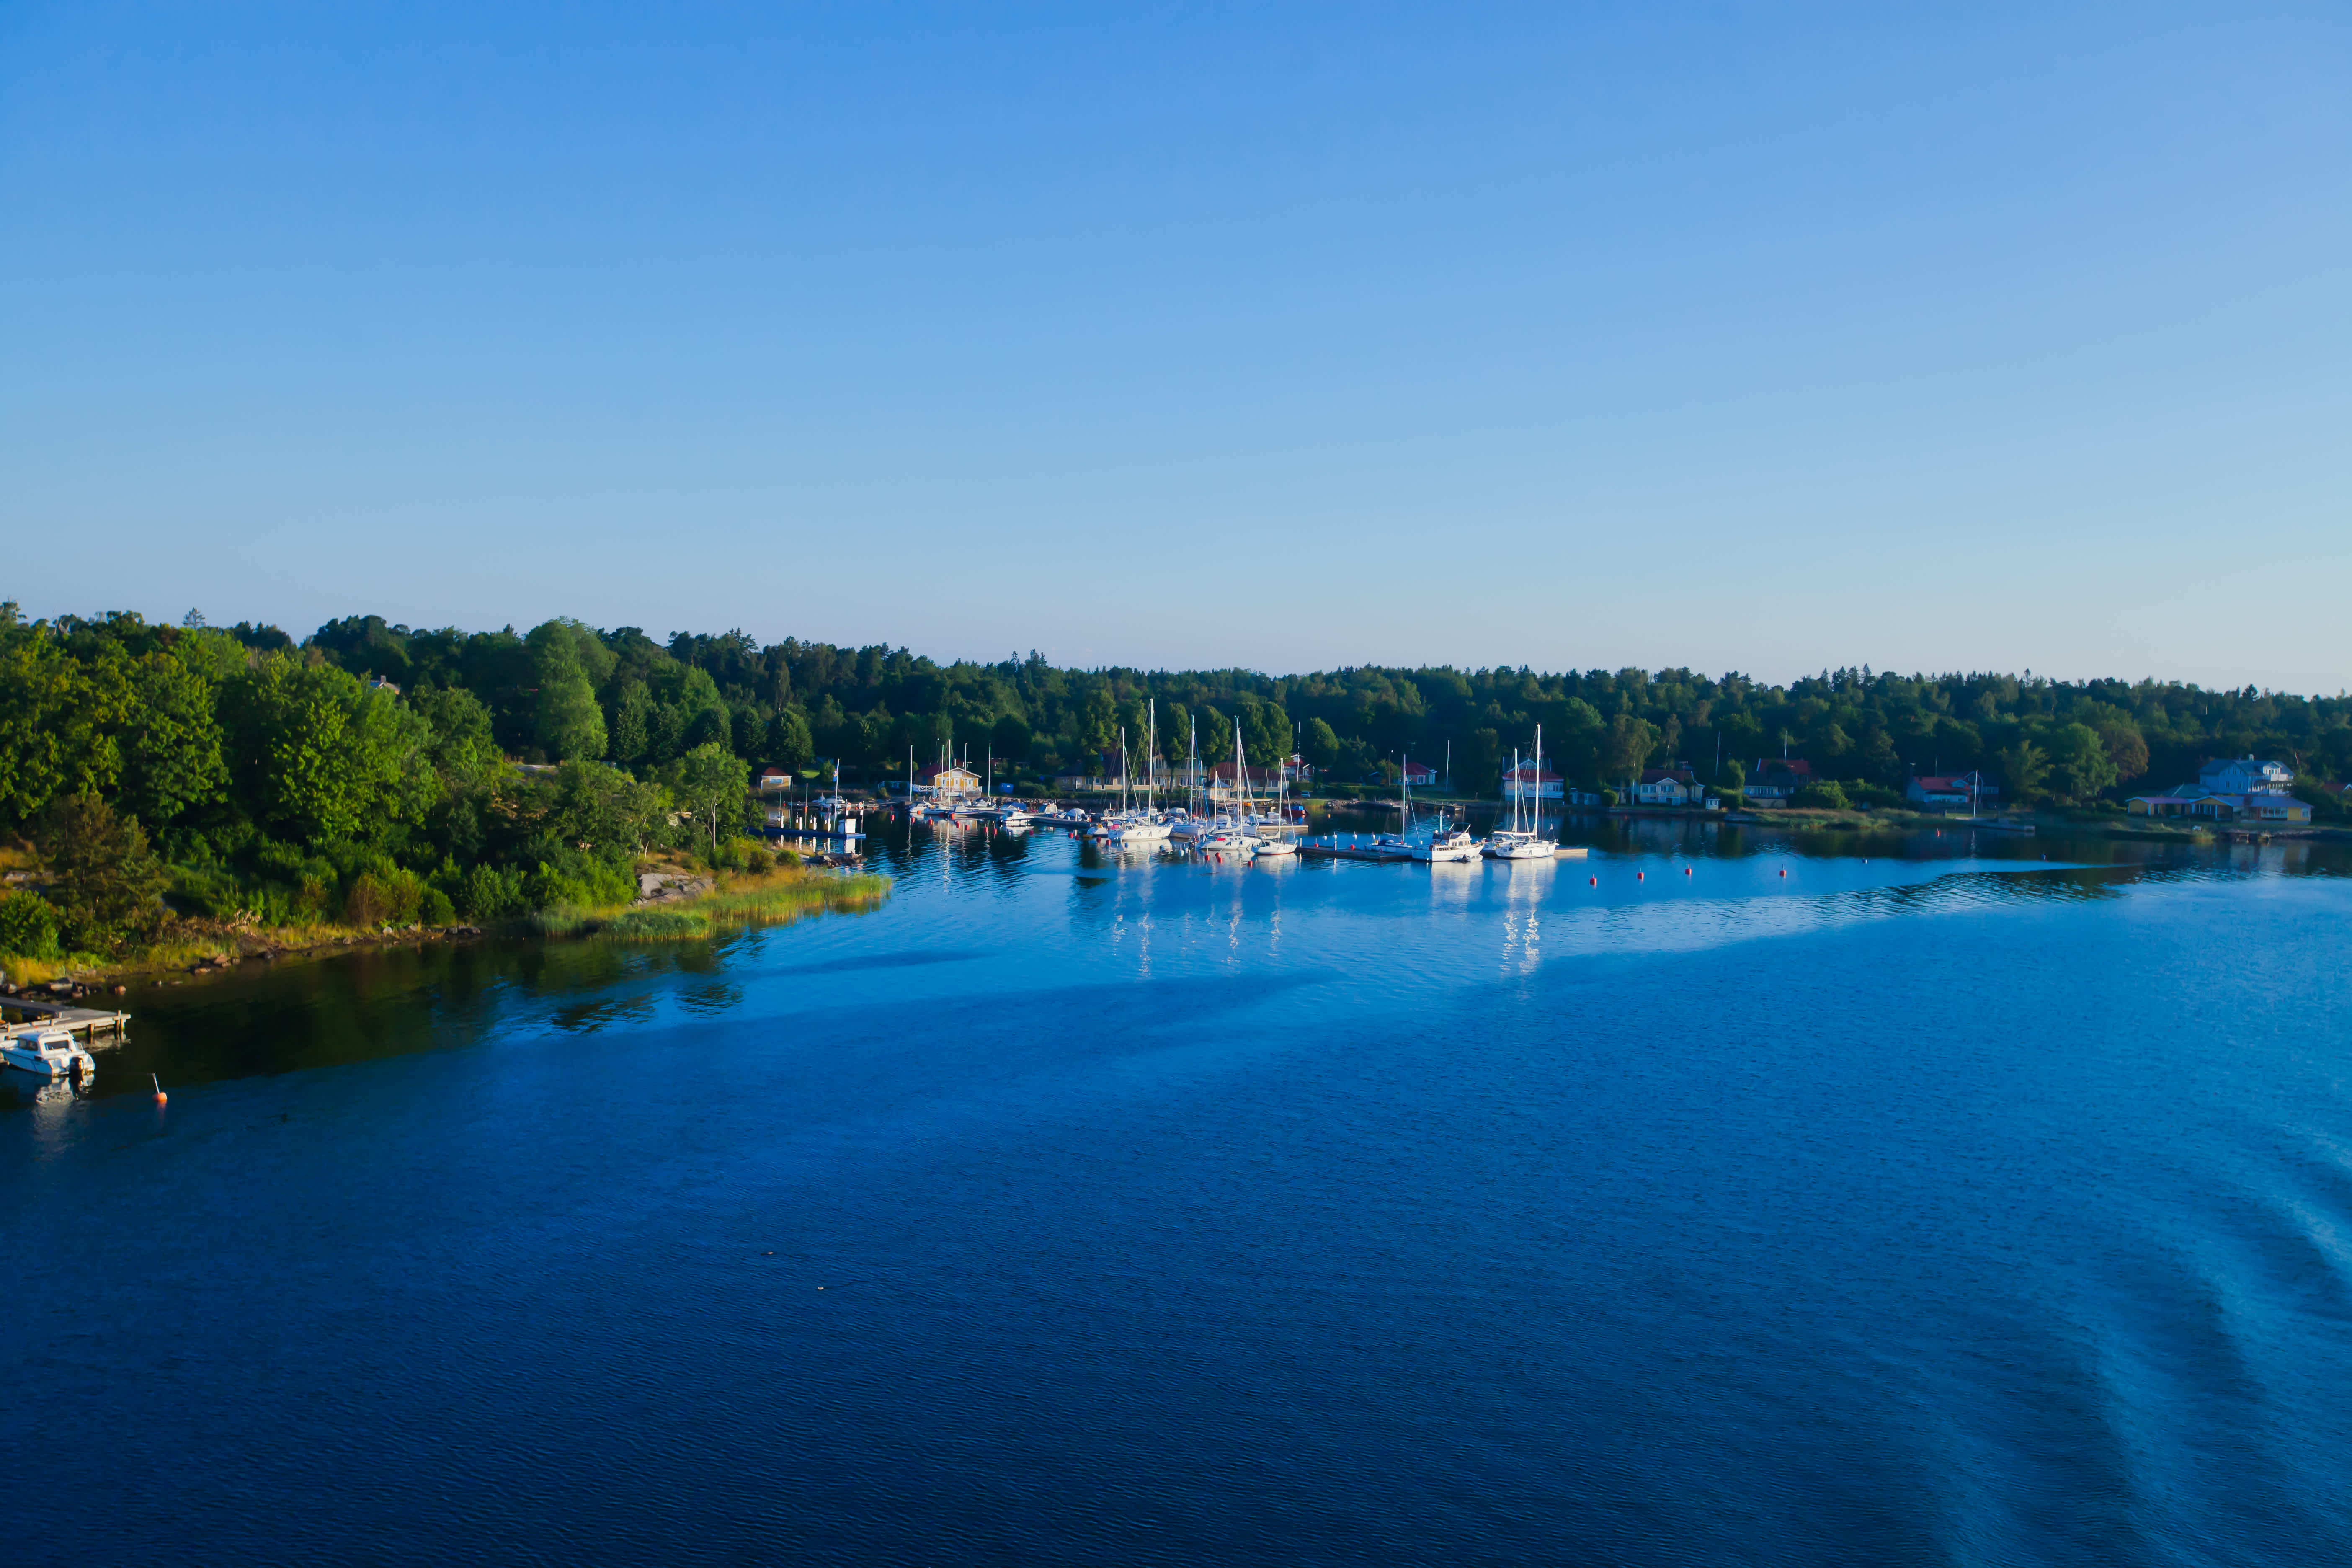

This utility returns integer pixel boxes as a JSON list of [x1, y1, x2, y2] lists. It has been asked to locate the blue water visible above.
[[8, 822, 2351, 1564]]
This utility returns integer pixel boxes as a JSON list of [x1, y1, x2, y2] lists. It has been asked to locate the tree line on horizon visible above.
[[3, 603, 2348, 959]]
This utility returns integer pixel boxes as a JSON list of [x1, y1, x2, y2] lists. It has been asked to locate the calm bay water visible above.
[[7, 818, 2350, 1564]]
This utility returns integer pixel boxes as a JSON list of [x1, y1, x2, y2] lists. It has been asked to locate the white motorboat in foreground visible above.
[[2, 1029, 95, 1079]]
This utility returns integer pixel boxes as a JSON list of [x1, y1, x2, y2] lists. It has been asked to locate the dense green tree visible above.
[[117, 647, 230, 834], [2049, 723, 2120, 803], [414, 683, 503, 786], [35, 792, 169, 951], [765, 708, 815, 773], [1300, 717, 1341, 770], [0, 611, 133, 830], [668, 742, 750, 848], [1996, 740, 2052, 805], [607, 683, 652, 764], [222, 655, 436, 848], [1599, 714, 1659, 787]]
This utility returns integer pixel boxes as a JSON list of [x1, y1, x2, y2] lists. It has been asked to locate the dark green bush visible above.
[[0, 890, 62, 959]]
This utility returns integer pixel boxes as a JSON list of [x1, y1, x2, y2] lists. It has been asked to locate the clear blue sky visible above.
[[3, 4, 2346, 690]]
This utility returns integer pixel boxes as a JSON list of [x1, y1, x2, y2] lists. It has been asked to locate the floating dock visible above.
[[2, 993, 130, 1044]]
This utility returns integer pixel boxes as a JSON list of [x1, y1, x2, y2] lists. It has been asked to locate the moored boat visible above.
[[2, 1029, 95, 1080]]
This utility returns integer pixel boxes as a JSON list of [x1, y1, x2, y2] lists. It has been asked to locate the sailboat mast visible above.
[[1534, 724, 1545, 841]]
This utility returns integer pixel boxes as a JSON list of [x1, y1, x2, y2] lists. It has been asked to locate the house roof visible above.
[[1640, 767, 1696, 785], [1756, 758, 1812, 777], [1501, 763, 1561, 781]]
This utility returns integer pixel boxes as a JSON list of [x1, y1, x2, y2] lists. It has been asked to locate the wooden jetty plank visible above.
[[1, 995, 131, 1040]]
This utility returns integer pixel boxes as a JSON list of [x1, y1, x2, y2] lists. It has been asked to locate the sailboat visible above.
[[1253, 761, 1298, 856], [1102, 704, 1173, 846], [1199, 719, 1265, 854], [1485, 725, 1557, 859]]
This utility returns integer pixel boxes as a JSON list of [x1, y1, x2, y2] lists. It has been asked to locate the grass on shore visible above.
[[523, 867, 893, 943]]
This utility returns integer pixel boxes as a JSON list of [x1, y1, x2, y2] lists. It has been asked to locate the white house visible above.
[[1501, 762, 1562, 801], [2198, 757, 2293, 796]]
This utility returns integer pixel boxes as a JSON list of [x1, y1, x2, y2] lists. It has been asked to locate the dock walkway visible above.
[[2, 993, 131, 1044]]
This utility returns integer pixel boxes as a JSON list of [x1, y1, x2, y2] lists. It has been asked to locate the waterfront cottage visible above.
[[923, 764, 982, 799], [2128, 790, 2310, 823], [1744, 758, 1813, 807], [1635, 766, 1702, 806]]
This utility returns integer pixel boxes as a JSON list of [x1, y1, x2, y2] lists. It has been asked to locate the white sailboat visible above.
[[1486, 726, 1557, 859], [1199, 718, 1265, 854], [1103, 704, 1173, 846], [1253, 763, 1298, 856]]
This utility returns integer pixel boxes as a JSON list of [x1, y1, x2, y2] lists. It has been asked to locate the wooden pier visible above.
[[1300, 840, 1591, 863], [2, 993, 131, 1044]]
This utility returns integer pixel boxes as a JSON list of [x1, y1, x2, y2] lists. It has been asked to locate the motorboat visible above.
[[3, 1029, 95, 1080], [1198, 827, 1263, 855], [994, 805, 1037, 828], [1413, 825, 1482, 862], [1252, 833, 1298, 858], [1103, 815, 1173, 846]]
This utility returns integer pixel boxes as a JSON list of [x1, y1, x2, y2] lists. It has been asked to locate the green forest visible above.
[[4, 603, 2348, 961]]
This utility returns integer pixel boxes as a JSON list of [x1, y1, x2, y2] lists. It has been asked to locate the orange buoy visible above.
[[152, 1073, 167, 1106]]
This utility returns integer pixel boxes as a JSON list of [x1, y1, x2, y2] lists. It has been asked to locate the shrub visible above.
[[1793, 780, 1851, 810], [525, 851, 635, 911], [0, 891, 62, 959], [459, 863, 531, 921], [603, 906, 709, 939], [345, 864, 425, 926], [419, 887, 457, 926], [170, 865, 245, 918]]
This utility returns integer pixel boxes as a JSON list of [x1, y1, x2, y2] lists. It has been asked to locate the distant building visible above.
[[366, 675, 401, 696], [2197, 757, 2294, 796], [2128, 790, 2310, 824], [923, 764, 982, 799], [1905, 771, 1998, 811], [1400, 760, 1437, 788], [1207, 760, 1284, 803], [1635, 765, 1702, 807], [1744, 758, 1813, 807], [1500, 761, 1563, 801], [758, 769, 792, 793]]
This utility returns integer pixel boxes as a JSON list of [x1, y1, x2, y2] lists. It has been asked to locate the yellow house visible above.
[[923, 764, 982, 799]]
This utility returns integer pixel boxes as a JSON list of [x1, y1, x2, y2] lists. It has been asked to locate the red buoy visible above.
[[1588, 876, 1596, 885], [1683, 866, 1692, 876], [1636, 871, 1645, 882]]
